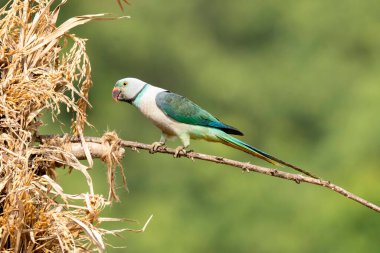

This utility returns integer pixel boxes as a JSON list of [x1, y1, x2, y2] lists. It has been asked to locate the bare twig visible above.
[[37, 134, 380, 214], [68, 141, 125, 160], [116, 0, 130, 11]]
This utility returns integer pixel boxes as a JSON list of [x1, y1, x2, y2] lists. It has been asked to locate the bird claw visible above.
[[149, 142, 165, 153], [173, 146, 187, 158]]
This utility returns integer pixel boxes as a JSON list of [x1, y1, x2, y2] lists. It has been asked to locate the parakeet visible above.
[[112, 77, 316, 178]]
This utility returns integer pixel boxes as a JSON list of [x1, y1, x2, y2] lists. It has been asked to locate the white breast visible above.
[[136, 85, 188, 137], [134, 85, 220, 145]]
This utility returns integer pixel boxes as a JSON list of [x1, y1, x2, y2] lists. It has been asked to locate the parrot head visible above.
[[112, 77, 147, 103]]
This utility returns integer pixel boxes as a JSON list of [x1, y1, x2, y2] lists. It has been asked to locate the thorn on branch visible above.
[[270, 169, 279, 176], [216, 156, 224, 161], [294, 177, 301, 184], [241, 163, 251, 173]]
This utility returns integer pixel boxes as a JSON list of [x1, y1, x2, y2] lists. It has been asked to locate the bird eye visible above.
[[123, 82, 128, 86]]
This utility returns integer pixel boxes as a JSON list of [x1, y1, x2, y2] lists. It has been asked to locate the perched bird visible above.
[[112, 77, 316, 178]]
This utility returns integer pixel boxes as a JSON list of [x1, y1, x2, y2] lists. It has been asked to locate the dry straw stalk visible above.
[[0, 1, 130, 252]]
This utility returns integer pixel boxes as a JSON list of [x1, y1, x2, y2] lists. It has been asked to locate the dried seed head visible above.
[[0, 1, 127, 252]]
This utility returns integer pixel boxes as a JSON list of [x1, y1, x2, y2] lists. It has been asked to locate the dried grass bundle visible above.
[[0, 0, 128, 251]]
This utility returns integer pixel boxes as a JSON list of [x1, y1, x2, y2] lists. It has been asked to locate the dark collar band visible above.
[[124, 83, 148, 103]]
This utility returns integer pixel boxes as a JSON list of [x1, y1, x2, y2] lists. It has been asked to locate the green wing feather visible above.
[[155, 91, 243, 135]]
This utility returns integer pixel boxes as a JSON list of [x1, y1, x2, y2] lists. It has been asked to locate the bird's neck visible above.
[[132, 84, 166, 108], [129, 84, 146, 107]]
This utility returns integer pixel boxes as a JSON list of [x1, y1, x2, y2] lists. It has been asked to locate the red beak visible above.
[[112, 87, 121, 101]]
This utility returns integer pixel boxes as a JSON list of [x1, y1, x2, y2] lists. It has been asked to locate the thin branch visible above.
[[37, 134, 380, 214], [69, 142, 125, 160]]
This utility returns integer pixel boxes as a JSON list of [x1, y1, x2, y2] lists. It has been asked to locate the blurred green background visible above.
[[42, 0, 380, 252]]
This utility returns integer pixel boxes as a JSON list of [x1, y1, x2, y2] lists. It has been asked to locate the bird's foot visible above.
[[173, 146, 187, 158], [149, 141, 165, 153]]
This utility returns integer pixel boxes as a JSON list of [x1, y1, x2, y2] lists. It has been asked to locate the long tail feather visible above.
[[217, 134, 318, 179]]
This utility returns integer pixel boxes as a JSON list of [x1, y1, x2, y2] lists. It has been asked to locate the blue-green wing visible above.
[[155, 91, 243, 135]]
